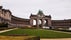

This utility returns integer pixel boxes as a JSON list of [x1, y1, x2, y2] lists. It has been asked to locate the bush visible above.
[[0, 23, 10, 30], [19, 26, 37, 29], [56, 29, 71, 32], [0, 23, 8, 27]]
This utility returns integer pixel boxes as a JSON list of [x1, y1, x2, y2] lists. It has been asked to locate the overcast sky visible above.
[[0, 0, 71, 20]]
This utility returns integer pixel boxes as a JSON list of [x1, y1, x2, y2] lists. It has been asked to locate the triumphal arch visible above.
[[30, 10, 52, 28]]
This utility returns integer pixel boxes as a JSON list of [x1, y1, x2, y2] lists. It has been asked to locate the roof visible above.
[[2, 9, 12, 14], [12, 15, 30, 21], [45, 15, 51, 18], [30, 15, 37, 17]]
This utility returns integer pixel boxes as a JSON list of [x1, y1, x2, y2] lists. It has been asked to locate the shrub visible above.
[[20, 27, 37, 29], [0, 23, 8, 27]]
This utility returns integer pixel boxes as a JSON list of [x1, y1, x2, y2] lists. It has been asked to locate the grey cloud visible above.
[[1, 0, 71, 20]]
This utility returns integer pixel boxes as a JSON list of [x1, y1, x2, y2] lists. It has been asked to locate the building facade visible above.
[[30, 10, 52, 28], [0, 6, 71, 30], [0, 6, 11, 27]]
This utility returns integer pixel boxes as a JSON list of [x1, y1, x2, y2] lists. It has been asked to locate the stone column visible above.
[[0, 18, 1, 23], [36, 19, 39, 28], [48, 18, 51, 26], [45, 19, 48, 26], [30, 19, 33, 26], [41, 19, 44, 28]]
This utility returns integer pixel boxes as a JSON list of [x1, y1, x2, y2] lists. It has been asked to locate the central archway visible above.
[[30, 10, 51, 28]]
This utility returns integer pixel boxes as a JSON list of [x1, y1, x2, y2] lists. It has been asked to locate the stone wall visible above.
[[52, 19, 71, 30], [11, 15, 30, 27]]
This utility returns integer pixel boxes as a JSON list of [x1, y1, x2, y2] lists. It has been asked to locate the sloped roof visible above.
[[12, 15, 30, 21]]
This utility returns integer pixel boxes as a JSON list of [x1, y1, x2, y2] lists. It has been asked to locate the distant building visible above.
[[0, 6, 11, 27], [0, 6, 71, 30]]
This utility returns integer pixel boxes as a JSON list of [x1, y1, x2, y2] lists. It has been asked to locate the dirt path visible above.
[[0, 28, 18, 33], [41, 38, 71, 40]]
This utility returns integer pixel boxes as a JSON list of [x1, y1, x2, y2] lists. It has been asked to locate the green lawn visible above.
[[0, 29, 71, 38]]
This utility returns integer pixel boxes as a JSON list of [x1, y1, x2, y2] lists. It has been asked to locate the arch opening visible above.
[[33, 20, 36, 25]]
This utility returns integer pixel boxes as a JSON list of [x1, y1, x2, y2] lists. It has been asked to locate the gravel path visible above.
[[41, 38, 71, 40], [40, 29, 71, 34]]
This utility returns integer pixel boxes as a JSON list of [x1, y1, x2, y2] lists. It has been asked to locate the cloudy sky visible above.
[[0, 0, 71, 20]]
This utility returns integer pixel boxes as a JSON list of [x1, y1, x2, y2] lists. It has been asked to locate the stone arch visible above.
[[39, 19, 42, 27], [33, 19, 36, 25], [38, 20, 42, 25], [30, 11, 51, 28], [43, 20, 47, 25], [44, 19, 48, 26]]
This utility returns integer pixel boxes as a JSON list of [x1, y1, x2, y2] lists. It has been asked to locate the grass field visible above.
[[0, 29, 71, 38]]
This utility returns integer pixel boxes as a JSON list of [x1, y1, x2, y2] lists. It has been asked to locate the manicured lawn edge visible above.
[[0, 29, 71, 38]]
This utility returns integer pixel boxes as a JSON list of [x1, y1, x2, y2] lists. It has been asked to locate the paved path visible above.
[[50, 30, 71, 34], [41, 38, 71, 40], [40, 29, 71, 34], [0, 28, 18, 33]]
